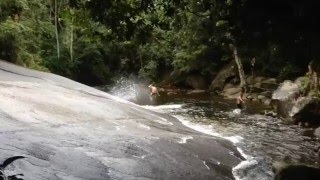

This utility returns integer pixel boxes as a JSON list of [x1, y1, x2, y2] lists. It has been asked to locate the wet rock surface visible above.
[[0, 61, 242, 180]]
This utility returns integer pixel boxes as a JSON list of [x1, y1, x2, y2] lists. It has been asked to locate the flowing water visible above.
[[105, 79, 320, 180]]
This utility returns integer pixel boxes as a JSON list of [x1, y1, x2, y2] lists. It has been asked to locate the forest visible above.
[[1, 0, 320, 88]]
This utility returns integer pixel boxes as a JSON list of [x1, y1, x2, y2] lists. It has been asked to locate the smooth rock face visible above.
[[272, 79, 320, 125], [272, 80, 299, 101], [210, 61, 238, 92], [272, 81, 300, 118], [0, 60, 242, 180]]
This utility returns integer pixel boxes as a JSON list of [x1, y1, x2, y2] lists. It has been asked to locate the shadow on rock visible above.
[[0, 156, 25, 180], [273, 162, 320, 180]]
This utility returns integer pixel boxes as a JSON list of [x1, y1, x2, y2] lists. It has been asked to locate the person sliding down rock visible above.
[[148, 84, 160, 97]]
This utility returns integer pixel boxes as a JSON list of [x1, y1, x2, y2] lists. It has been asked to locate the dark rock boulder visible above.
[[210, 61, 238, 92], [273, 162, 320, 180], [186, 74, 208, 90], [260, 82, 279, 91], [223, 83, 238, 90], [291, 97, 320, 126], [258, 78, 279, 93], [246, 76, 267, 85]]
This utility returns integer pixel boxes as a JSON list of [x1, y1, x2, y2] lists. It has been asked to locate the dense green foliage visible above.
[[1, 0, 320, 86]]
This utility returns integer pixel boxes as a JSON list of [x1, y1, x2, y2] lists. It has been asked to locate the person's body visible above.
[[148, 84, 160, 96], [236, 91, 245, 109]]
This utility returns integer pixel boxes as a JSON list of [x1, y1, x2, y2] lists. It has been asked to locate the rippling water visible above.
[[148, 94, 320, 180], [106, 82, 320, 179]]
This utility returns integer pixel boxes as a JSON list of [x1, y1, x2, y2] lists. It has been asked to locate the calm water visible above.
[[105, 80, 320, 179]]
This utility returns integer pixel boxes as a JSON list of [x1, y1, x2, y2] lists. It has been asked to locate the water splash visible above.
[[109, 77, 141, 102], [142, 104, 184, 110], [106, 77, 160, 105]]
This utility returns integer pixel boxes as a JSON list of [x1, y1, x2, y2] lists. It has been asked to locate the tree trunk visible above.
[[140, 54, 143, 69], [315, 72, 319, 96], [54, 0, 60, 59], [308, 63, 314, 90], [70, 14, 74, 62], [233, 46, 246, 88]]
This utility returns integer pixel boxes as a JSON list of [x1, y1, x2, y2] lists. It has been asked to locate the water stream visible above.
[[105, 79, 320, 180]]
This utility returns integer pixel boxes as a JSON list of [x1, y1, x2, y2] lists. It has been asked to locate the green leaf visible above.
[[216, 20, 228, 27], [226, 0, 233, 6]]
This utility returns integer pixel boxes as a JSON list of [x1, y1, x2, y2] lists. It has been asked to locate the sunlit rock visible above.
[[0, 60, 242, 179], [272, 80, 300, 119], [272, 79, 320, 126]]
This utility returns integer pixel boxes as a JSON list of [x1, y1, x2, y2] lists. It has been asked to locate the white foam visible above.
[[173, 115, 252, 180], [115, 125, 125, 131], [233, 109, 241, 114], [144, 104, 252, 180], [142, 104, 184, 110], [138, 124, 151, 130], [178, 136, 193, 144], [174, 115, 243, 144], [133, 154, 148, 159], [175, 115, 221, 137], [232, 157, 258, 180], [225, 135, 244, 144], [237, 147, 249, 159], [203, 161, 210, 170], [149, 136, 160, 140]]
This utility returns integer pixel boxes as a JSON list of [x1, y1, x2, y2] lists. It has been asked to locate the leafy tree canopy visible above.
[[1, 0, 320, 86]]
